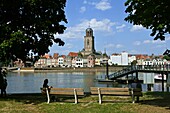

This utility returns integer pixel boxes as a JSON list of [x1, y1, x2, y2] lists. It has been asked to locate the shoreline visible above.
[[11, 66, 126, 72]]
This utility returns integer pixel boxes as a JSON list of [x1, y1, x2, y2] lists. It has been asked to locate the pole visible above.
[[106, 61, 109, 80], [126, 75, 128, 84], [136, 71, 138, 79], [166, 73, 169, 92], [162, 72, 164, 92]]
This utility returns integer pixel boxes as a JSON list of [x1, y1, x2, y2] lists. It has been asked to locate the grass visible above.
[[0, 92, 170, 113]]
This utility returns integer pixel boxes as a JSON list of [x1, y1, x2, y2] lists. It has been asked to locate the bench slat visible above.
[[51, 88, 83, 91], [90, 87, 129, 91], [90, 87, 142, 104], [91, 91, 130, 95], [50, 91, 84, 95]]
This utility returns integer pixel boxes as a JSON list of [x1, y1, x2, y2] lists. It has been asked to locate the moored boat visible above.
[[154, 74, 166, 81]]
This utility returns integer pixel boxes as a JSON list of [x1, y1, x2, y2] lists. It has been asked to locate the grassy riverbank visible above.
[[0, 92, 170, 113]]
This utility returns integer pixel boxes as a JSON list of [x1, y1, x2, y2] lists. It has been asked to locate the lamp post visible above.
[[106, 60, 109, 80], [103, 57, 109, 80]]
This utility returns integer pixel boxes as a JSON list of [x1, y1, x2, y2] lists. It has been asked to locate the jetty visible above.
[[105, 65, 170, 92]]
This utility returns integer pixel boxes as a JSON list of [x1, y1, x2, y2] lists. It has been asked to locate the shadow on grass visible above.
[[0, 93, 89, 105], [0, 92, 170, 109], [140, 92, 170, 109], [0, 93, 46, 105]]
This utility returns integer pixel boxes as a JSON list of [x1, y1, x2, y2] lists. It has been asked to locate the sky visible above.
[[49, 0, 170, 56]]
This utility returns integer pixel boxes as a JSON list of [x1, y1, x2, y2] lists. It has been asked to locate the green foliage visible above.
[[78, 52, 83, 58], [125, 0, 170, 40], [0, 0, 67, 62], [131, 60, 137, 65], [163, 55, 170, 61]]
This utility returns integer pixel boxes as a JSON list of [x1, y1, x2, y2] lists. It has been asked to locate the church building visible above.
[[81, 27, 96, 56], [80, 27, 107, 67]]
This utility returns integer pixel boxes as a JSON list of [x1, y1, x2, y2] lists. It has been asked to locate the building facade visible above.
[[81, 28, 96, 56]]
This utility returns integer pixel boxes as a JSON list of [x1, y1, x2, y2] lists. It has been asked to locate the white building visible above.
[[110, 54, 121, 65], [121, 51, 128, 65], [46, 59, 57, 67], [143, 58, 167, 66], [75, 58, 83, 68], [58, 57, 64, 67], [110, 51, 128, 65], [128, 55, 136, 65]]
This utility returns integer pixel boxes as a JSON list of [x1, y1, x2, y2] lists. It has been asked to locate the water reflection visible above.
[[6, 72, 168, 94]]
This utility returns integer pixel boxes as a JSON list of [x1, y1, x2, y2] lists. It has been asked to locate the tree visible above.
[[131, 60, 137, 65], [125, 0, 170, 40], [0, 0, 67, 63], [163, 55, 170, 61], [163, 49, 170, 58]]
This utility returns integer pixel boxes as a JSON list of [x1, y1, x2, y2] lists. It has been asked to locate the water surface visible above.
[[6, 72, 167, 94]]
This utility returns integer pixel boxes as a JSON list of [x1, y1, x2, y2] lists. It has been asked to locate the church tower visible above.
[[83, 28, 95, 55]]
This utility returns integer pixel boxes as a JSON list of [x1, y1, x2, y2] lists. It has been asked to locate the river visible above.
[[6, 71, 168, 94]]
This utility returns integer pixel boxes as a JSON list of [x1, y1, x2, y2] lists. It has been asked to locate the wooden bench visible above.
[[40, 87, 84, 104], [90, 87, 142, 104]]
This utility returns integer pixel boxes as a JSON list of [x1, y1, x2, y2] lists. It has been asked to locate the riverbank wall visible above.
[[13, 66, 126, 72], [34, 66, 125, 72]]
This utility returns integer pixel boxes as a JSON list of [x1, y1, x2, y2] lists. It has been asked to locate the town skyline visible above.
[[49, 0, 170, 56]]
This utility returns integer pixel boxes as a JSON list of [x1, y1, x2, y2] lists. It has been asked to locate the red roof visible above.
[[68, 52, 78, 57], [53, 53, 59, 59], [42, 54, 52, 59], [136, 54, 149, 60]]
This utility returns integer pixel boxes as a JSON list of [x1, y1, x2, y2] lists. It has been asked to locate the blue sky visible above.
[[49, 0, 170, 56]]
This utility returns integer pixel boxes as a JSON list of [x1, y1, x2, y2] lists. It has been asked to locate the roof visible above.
[[68, 52, 78, 57], [42, 54, 52, 59], [86, 27, 93, 32]]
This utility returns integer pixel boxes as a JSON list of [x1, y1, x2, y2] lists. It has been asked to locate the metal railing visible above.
[[109, 65, 170, 79]]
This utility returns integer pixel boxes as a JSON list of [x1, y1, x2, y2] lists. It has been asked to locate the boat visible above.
[[97, 78, 114, 82], [154, 74, 166, 81]]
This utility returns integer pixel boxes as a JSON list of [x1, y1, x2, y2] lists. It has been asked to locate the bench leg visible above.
[[46, 88, 50, 104], [98, 88, 102, 104], [132, 95, 135, 103], [74, 89, 78, 104], [136, 96, 139, 103]]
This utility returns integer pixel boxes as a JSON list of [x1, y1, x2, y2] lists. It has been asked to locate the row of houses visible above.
[[32, 51, 170, 68], [34, 52, 107, 68]]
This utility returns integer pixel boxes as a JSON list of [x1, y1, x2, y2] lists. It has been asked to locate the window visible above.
[[87, 39, 89, 46]]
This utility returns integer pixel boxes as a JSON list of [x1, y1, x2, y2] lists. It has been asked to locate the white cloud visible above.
[[88, 18, 116, 32], [83, 0, 87, 4], [129, 50, 138, 54], [116, 24, 126, 29], [165, 36, 170, 41], [83, 0, 111, 11], [130, 25, 144, 32], [133, 41, 141, 46], [152, 40, 165, 44], [65, 43, 74, 49], [104, 43, 123, 49], [95, 0, 112, 11], [143, 40, 165, 44], [115, 44, 123, 48], [80, 6, 86, 13], [104, 44, 114, 48], [116, 24, 126, 32], [143, 40, 151, 44], [55, 18, 116, 40]]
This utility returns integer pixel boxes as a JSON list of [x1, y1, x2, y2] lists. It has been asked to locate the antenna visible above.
[[104, 48, 106, 54], [88, 22, 91, 28]]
